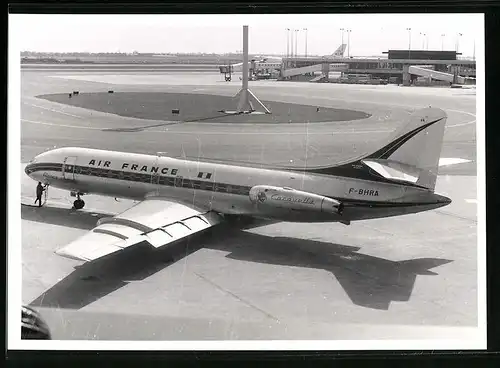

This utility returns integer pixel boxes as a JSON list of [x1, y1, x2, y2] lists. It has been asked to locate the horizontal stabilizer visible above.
[[362, 159, 420, 184]]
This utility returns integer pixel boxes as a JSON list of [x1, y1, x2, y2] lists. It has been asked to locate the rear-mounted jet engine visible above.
[[249, 185, 344, 215]]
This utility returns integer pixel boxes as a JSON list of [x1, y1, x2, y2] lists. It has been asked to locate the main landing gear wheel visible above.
[[73, 193, 85, 210], [73, 199, 85, 210]]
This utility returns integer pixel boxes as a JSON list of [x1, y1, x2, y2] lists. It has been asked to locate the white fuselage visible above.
[[25, 147, 447, 222]]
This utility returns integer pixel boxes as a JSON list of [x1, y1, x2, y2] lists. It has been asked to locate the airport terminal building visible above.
[[282, 50, 476, 85]]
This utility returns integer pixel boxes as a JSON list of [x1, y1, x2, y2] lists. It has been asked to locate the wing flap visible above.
[[162, 222, 191, 239], [116, 198, 202, 229], [183, 216, 212, 230], [143, 229, 172, 248], [54, 197, 223, 262]]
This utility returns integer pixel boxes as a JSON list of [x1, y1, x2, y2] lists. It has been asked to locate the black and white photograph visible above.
[[8, 13, 485, 350]]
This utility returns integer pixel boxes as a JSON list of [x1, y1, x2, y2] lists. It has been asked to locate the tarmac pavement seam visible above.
[[193, 272, 281, 323]]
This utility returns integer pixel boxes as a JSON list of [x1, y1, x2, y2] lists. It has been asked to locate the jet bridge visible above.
[[408, 65, 467, 84], [282, 63, 348, 78], [310, 74, 328, 82]]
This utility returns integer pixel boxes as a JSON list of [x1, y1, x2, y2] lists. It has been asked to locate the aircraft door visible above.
[[62, 156, 78, 180]]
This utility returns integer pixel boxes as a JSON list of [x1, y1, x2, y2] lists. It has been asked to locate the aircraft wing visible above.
[[55, 197, 223, 262]]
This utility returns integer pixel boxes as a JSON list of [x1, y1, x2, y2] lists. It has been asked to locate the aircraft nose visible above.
[[25, 162, 34, 176], [25, 155, 40, 177]]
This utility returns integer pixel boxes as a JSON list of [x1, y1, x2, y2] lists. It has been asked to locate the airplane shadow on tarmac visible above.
[[22, 203, 109, 230], [24, 204, 452, 311]]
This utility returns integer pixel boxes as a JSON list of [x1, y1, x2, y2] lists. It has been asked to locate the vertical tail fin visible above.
[[299, 108, 447, 192], [332, 44, 347, 57], [363, 107, 447, 190]]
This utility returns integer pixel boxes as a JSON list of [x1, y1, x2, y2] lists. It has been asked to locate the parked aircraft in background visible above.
[[218, 43, 347, 75], [330, 44, 347, 58]]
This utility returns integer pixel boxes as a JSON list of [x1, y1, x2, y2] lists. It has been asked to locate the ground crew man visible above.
[[34, 182, 46, 207]]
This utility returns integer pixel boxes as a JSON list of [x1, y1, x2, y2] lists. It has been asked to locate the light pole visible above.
[[420, 32, 425, 49], [406, 28, 412, 58], [340, 28, 344, 47], [441, 33, 445, 51], [456, 32, 462, 53], [303, 28, 308, 58], [347, 29, 351, 57], [294, 29, 299, 57], [286, 28, 290, 59]]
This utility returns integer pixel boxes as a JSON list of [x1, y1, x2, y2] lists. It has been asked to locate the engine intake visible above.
[[249, 185, 343, 215]]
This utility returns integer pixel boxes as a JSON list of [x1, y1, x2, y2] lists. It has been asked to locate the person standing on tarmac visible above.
[[34, 182, 46, 207]]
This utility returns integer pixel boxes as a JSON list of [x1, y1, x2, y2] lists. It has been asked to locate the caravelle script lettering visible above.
[[270, 194, 315, 205]]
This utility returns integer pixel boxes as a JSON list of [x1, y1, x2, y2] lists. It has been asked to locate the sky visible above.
[[10, 13, 483, 57]]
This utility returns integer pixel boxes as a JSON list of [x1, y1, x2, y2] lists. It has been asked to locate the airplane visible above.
[[218, 57, 282, 75], [218, 44, 347, 76], [24, 107, 451, 263], [252, 55, 283, 63], [255, 44, 346, 61]]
